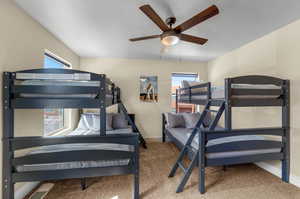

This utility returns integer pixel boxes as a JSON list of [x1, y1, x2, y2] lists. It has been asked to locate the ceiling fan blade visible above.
[[174, 5, 219, 33], [140, 5, 170, 32], [180, 34, 208, 45], [129, 35, 161, 42]]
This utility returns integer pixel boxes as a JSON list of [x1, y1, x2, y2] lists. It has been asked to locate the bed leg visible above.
[[80, 178, 87, 190], [282, 159, 290, 183], [133, 145, 139, 199], [199, 131, 205, 194], [199, 166, 205, 194], [133, 171, 139, 199]]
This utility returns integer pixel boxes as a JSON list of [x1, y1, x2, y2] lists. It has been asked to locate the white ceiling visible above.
[[15, 0, 300, 62]]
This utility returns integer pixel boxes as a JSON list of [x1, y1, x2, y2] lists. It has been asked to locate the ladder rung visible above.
[[178, 162, 187, 173], [186, 145, 193, 151], [206, 109, 218, 113]]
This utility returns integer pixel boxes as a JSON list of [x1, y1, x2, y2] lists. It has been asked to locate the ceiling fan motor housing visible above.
[[166, 17, 176, 27]]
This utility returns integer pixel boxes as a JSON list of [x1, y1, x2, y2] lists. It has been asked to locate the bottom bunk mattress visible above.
[[15, 142, 133, 172], [15, 113, 136, 172], [166, 128, 281, 159], [16, 125, 134, 172]]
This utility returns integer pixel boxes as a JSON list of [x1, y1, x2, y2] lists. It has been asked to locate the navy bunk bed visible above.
[[2, 69, 145, 199], [163, 75, 290, 194]]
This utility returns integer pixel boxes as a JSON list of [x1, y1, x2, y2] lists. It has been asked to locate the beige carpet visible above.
[[43, 141, 300, 199]]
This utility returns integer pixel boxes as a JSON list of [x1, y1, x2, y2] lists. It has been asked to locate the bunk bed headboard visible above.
[[224, 75, 290, 130], [5, 68, 120, 136], [175, 82, 211, 112]]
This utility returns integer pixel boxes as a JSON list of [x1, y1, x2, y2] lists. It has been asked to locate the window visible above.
[[171, 73, 198, 113], [43, 52, 70, 136]]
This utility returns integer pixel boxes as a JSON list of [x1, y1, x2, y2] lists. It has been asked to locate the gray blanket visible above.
[[166, 128, 281, 159]]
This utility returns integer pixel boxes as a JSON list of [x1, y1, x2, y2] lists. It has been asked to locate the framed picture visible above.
[[140, 76, 158, 102]]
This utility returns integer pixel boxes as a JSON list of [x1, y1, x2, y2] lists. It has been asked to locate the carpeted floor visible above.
[[43, 141, 300, 199]]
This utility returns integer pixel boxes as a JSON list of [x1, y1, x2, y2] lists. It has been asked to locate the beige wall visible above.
[[0, 0, 80, 197], [80, 58, 207, 138], [208, 19, 300, 179]]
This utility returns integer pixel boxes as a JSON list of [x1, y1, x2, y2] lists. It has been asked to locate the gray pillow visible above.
[[112, 113, 129, 129], [92, 113, 113, 131], [182, 112, 201, 129], [165, 113, 185, 128], [203, 113, 212, 128]]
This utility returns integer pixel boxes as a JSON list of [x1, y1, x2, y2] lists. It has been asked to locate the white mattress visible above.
[[15, 142, 132, 172], [16, 73, 92, 81], [179, 84, 281, 100], [18, 80, 111, 98], [15, 113, 134, 172], [20, 80, 100, 87], [166, 128, 281, 159], [19, 93, 112, 99]]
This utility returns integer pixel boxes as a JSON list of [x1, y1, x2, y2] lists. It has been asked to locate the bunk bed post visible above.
[[175, 89, 178, 113], [225, 78, 232, 130], [2, 72, 14, 199], [188, 86, 192, 104], [282, 80, 290, 182], [133, 142, 139, 199], [117, 87, 121, 113], [198, 129, 206, 194], [207, 82, 212, 100], [162, 113, 166, 142], [99, 74, 106, 135], [112, 83, 115, 104]]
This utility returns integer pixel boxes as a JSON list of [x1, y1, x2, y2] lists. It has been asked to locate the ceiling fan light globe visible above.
[[161, 35, 180, 46]]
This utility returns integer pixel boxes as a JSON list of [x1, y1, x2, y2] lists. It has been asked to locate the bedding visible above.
[[112, 113, 130, 129], [15, 143, 132, 172], [18, 80, 113, 99], [15, 113, 134, 172], [182, 112, 201, 129], [164, 113, 185, 128], [166, 127, 281, 159], [69, 113, 132, 135], [180, 80, 206, 94], [164, 112, 211, 128], [16, 73, 92, 80], [179, 84, 282, 100]]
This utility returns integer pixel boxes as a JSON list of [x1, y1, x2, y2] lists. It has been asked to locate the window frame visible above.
[[43, 50, 72, 136]]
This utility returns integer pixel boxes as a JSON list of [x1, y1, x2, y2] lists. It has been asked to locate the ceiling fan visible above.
[[129, 4, 219, 47]]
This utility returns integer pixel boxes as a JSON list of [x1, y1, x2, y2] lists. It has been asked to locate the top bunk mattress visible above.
[[17, 80, 113, 99], [179, 83, 281, 100]]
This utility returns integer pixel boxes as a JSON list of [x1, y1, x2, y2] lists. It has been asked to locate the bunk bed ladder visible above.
[[168, 100, 225, 193], [118, 102, 147, 149]]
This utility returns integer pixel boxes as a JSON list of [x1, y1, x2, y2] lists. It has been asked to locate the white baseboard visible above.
[[255, 162, 300, 188], [15, 182, 39, 199]]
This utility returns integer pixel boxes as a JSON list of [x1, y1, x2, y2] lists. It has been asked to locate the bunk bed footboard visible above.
[[6, 134, 140, 198], [204, 127, 288, 171]]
